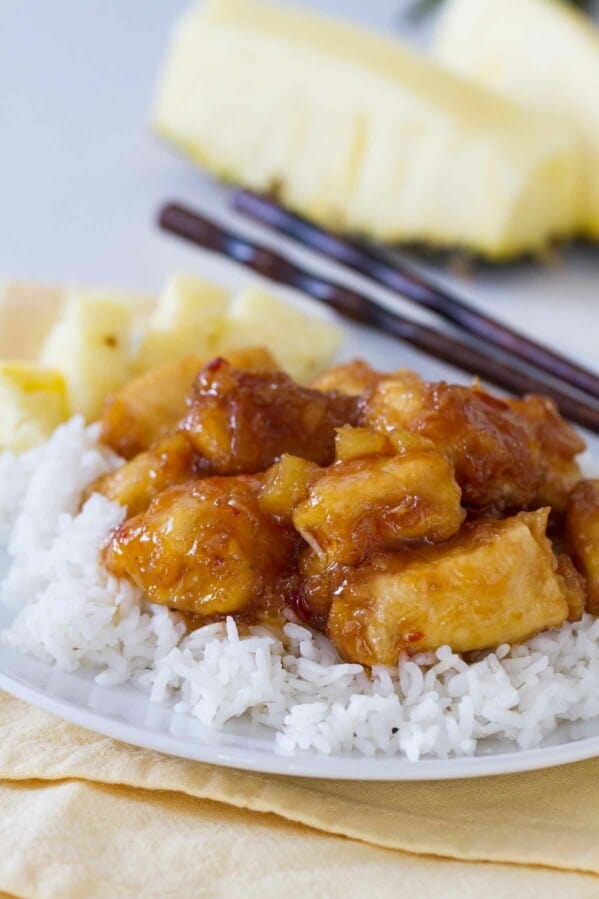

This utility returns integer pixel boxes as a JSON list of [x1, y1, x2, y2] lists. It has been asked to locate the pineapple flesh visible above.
[[434, 0, 599, 239], [40, 290, 136, 421], [219, 285, 342, 382], [0, 363, 69, 452], [153, 0, 582, 258], [134, 274, 230, 373]]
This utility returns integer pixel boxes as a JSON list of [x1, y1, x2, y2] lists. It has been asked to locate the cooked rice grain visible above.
[[1, 418, 599, 760]]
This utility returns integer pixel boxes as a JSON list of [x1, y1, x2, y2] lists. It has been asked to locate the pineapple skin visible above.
[[434, 0, 599, 240], [152, 0, 582, 258]]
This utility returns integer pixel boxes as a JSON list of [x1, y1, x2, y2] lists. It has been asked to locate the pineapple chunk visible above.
[[134, 274, 229, 372], [334, 426, 393, 462], [153, 0, 581, 257], [40, 290, 135, 421], [259, 454, 318, 521], [218, 285, 341, 382], [0, 363, 68, 452], [434, 0, 599, 239], [0, 282, 65, 361]]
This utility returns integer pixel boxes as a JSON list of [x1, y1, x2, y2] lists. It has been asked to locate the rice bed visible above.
[[1, 417, 599, 761]]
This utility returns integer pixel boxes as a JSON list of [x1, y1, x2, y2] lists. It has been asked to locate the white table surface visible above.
[[0, 0, 597, 388]]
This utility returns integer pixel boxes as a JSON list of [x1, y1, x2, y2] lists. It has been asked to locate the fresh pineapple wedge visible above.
[[40, 290, 135, 421], [134, 274, 229, 373], [434, 0, 599, 239], [0, 363, 69, 452], [153, 0, 581, 258], [218, 285, 342, 382]]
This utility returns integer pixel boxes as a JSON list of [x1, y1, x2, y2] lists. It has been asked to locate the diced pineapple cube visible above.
[[334, 426, 393, 462], [218, 285, 341, 382], [134, 274, 230, 373], [40, 290, 135, 421], [259, 454, 318, 521], [0, 363, 69, 452]]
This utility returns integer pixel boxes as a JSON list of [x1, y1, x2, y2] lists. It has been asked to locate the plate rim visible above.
[[2, 666, 599, 780]]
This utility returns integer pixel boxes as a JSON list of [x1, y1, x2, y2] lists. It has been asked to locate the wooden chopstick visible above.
[[233, 190, 599, 404], [158, 201, 599, 435]]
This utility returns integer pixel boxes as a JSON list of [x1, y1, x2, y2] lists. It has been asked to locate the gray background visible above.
[[0, 0, 597, 374]]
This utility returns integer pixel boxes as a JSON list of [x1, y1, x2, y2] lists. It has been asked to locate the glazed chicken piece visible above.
[[361, 373, 583, 514], [181, 359, 359, 474], [85, 432, 203, 517], [101, 347, 277, 459], [566, 479, 599, 614], [293, 427, 465, 565], [555, 552, 587, 622], [507, 394, 585, 512], [322, 509, 583, 665], [105, 477, 298, 618], [311, 359, 382, 396]]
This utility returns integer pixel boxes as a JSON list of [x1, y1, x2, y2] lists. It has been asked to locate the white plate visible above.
[[1, 319, 599, 781], [1, 0, 599, 779], [3, 609, 599, 781]]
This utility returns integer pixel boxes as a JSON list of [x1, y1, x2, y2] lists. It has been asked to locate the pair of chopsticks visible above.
[[158, 197, 599, 434]]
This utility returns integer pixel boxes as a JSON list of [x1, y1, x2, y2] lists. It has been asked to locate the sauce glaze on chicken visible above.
[[96, 351, 593, 666]]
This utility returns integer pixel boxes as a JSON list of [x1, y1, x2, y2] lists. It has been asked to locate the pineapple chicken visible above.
[[325, 509, 584, 666], [97, 352, 597, 664], [100, 347, 277, 459], [506, 394, 585, 511], [85, 432, 202, 517], [101, 355, 206, 459], [566, 480, 599, 615], [293, 427, 465, 564], [181, 358, 359, 474], [434, 0, 599, 239], [105, 476, 298, 618], [311, 360, 382, 396], [153, 0, 581, 258], [360, 372, 584, 514]]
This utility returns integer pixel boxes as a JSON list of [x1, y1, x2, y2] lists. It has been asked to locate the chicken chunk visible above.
[[181, 359, 359, 474], [555, 552, 587, 621], [296, 546, 337, 630], [104, 477, 298, 618], [507, 394, 584, 512], [101, 348, 277, 459], [361, 374, 583, 514], [293, 442, 465, 565], [326, 509, 577, 665], [85, 432, 202, 517], [311, 359, 382, 396], [566, 479, 599, 614]]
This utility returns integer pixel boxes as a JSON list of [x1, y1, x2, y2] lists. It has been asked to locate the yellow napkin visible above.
[[1, 692, 598, 898]]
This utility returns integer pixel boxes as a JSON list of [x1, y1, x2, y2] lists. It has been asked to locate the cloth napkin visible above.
[[1, 692, 598, 898]]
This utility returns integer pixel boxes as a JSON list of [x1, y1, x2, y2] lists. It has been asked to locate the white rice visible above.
[[1, 417, 599, 760]]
